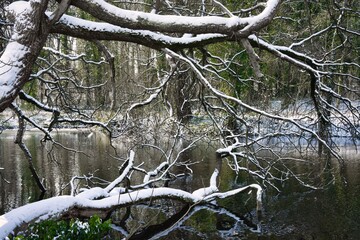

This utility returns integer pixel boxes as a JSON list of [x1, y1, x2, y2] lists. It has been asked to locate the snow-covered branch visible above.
[[0, 0, 51, 112], [51, 14, 228, 50], [71, 0, 280, 35], [0, 167, 262, 238]]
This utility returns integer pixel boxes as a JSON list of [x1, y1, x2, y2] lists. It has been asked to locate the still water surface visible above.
[[0, 130, 359, 239]]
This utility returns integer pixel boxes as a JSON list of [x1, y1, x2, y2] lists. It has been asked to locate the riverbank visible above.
[[1, 99, 359, 143]]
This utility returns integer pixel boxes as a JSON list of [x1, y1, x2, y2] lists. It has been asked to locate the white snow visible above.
[[88, 0, 243, 27], [76, 187, 109, 199], [104, 150, 135, 192], [0, 166, 262, 239], [0, 183, 263, 238], [108, 187, 127, 196], [57, 14, 226, 45], [58, 0, 279, 35], [238, 0, 280, 34], [0, 196, 77, 238], [0, 188, 195, 238], [216, 145, 235, 154], [226, 16, 241, 28], [0, 42, 30, 99], [0, 0, 35, 101], [6, 1, 35, 40], [192, 169, 219, 198], [143, 161, 168, 184], [0, 86, 12, 100], [6, 1, 29, 17]]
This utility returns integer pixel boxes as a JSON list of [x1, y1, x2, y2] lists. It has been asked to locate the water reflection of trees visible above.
[[111, 202, 261, 239]]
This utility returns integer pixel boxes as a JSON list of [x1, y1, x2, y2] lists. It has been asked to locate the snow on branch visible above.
[[143, 161, 169, 186], [192, 168, 219, 198], [0, 42, 30, 98], [49, 0, 71, 24], [0, 167, 263, 238], [18, 90, 59, 113], [104, 150, 135, 192], [9, 103, 53, 140], [56, 117, 112, 135], [204, 184, 263, 212], [71, 0, 281, 35], [52, 14, 227, 50], [0, 0, 52, 112]]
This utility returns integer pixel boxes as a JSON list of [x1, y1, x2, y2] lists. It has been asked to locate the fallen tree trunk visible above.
[[0, 161, 262, 238]]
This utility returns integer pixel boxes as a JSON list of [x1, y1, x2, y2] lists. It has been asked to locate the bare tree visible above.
[[0, 0, 359, 237]]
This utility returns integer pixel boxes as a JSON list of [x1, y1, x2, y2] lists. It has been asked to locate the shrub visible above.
[[12, 215, 111, 240]]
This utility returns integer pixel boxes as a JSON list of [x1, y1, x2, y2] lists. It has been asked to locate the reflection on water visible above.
[[0, 130, 359, 239], [0, 130, 123, 213]]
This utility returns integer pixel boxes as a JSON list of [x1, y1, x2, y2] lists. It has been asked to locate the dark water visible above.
[[0, 130, 359, 239]]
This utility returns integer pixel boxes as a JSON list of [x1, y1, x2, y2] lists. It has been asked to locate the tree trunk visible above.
[[0, 0, 50, 112]]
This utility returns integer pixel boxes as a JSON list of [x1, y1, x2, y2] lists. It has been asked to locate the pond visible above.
[[0, 130, 359, 239]]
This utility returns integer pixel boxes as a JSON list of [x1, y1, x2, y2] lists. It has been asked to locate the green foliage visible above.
[[186, 209, 217, 232], [12, 215, 111, 240], [206, 42, 254, 101]]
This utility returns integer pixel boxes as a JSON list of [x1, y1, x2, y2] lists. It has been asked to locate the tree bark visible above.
[[0, 0, 50, 112]]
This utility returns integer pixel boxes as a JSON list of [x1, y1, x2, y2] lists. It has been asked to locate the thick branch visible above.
[[241, 38, 263, 80], [0, 0, 50, 112], [71, 0, 280, 35], [0, 168, 262, 238], [51, 15, 229, 50]]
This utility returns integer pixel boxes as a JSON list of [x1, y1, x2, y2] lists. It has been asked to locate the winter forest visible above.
[[0, 0, 359, 238]]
